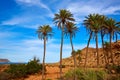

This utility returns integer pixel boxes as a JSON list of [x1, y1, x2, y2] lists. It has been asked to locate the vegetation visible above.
[[64, 68, 107, 80], [1, 57, 43, 79], [37, 25, 53, 80], [26, 57, 43, 75], [0, 72, 11, 80], [106, 65, 120, 74]]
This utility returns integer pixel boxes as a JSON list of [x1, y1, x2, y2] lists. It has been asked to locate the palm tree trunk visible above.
[[101, 32, 108, 66], [96, 33, 99, 67], [79, 53, 80, 67], [42, 37, 46, 80], [70, 34, 76, 80], [60, 26, 64, 80], [110, 33, 114, 65], [84, 32, 92, 68], [116, 34, 118, 42]]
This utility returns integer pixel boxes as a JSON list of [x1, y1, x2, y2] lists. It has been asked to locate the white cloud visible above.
[[0, 15, 54, 29], [65, 0, 120, 23], [1, 16, 30, 26], [16, 0, 51, 11]]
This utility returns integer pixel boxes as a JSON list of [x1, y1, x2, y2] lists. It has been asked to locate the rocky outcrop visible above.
[[62, 41, 120, 67]]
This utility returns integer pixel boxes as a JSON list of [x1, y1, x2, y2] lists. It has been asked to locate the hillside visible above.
[[62, 41, 120, 67]]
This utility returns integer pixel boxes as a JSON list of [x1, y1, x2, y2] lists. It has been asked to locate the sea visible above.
[[0, 62, 27, 65]]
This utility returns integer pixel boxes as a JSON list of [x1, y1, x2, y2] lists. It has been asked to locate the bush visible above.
[[107, 75, 120, 80], [64, 68, 107, 80], [0, 72, 11, 80], [106, 65, 120, 74], [26, 59, 42, 74], [5, 64, 27, 79], [115, 65, 120, 73], [4, 57, 44, 79], [64, 68, 86, 80], [86, 70, 107, 80]]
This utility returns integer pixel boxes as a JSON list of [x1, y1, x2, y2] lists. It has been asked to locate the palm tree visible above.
[[64, 22, 78, 80], [64, 22, 78, 67], [37, 25, 53, 80], [103, 42, 110, 65], [114, 22, 120, 42], [104, 18, 120, 65], [99, 15, 108, 66], [83, 14, 94, 68], [53, 9, 75, 79], [84, 14, 102, 67]]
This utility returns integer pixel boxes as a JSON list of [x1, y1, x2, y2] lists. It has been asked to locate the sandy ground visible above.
[[25, 66, 71, 80]]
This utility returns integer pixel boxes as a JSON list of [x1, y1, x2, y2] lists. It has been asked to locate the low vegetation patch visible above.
[[106, 64, 120, 74], [0, 57, 44, 80], [64, 68, 107, 80]]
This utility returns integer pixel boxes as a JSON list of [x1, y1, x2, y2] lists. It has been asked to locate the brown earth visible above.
[[25, 65, 71, 80]]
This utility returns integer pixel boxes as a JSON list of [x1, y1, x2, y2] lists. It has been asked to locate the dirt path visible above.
[[25, 66, 71, 80]]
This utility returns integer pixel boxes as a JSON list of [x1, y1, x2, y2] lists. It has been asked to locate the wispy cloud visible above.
[[15, 0, 51, 11], [1, 16, 30, 26], [65, 0, 120, 23]]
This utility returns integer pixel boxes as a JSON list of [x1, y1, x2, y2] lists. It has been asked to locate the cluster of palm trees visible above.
[[36, 9, 120, 80], [83, 14, 120, 68]]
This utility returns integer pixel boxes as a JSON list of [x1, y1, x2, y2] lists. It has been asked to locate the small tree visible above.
[[76, 50, 82, 67], [26, 57, 42, 74]]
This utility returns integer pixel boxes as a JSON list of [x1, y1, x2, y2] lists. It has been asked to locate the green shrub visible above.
[[106, 65, 120, 74], [86, 70, 107, 80], [115, 65, 120, 73], [64, 68, 87, 80], [5, 64, 27, 79], [4, 57, 44, 79], [26, 60, 42, 74], [64, 68, 107, 80], [107, 75, 120, 80], [0, 72, 11, 80]]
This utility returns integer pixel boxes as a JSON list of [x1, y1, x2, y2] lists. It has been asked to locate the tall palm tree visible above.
[[114, 22, 120, 42], [99, 15, 108, 65], [37, 25, 53, 80], [84, 14, 102, 67], [64, 22, 78, 80], [103, 42, 110, 64], [64, 22, 78, 68], [83, 14, 94, 68], [53, 9, 75, 79], [104, 18, 120, 64]]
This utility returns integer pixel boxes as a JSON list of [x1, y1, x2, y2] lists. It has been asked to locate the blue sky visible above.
[[0, 0, 120, 63]]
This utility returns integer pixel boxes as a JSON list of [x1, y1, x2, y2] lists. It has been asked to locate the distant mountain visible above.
[[0, 59, 10, 63]]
